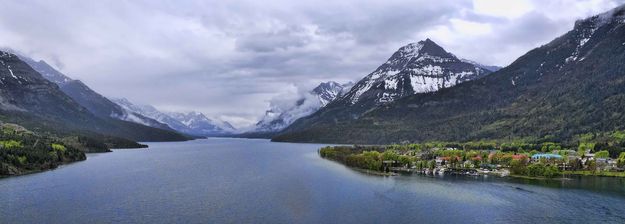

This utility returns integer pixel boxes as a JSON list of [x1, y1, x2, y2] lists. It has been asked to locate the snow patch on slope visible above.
[[568, 5, 625, 63]]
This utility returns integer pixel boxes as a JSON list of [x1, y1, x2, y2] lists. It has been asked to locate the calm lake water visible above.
[[1, 138, 625, 223]]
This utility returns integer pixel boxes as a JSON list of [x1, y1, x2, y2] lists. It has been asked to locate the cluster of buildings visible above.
[[393, 148, 624, 176]]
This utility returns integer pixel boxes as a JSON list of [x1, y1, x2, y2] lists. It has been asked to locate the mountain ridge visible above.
[[273, 5, 625, 144], [0, 51, 191, 145], [112, 98, 236, 137], [10, 51, 178, 132]]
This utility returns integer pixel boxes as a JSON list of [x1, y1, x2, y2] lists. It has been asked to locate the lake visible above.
[[1, 138, 625, 223]]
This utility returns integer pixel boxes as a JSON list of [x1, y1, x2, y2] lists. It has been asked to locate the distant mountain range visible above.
[[0, 51, 190, 150], [273, 5, 625, 144], [168, 111, 236, 135], [7, 51, 237, 138], [113, 98, 236, 137], [15, 52, 174, 131]]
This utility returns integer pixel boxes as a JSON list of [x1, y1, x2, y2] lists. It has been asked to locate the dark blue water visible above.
[[1, 138, 624, 223]]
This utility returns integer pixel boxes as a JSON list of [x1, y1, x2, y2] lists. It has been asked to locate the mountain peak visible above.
[[312, 81, 340, 93], [10, 52, 72, 85], [389, 39, 457, 70], [560, 4, 625, 64], [186, 111, 211, 120], [420, 38, 435, 46], [337, 39, 491, 106], [253, 80, 353, 133], [594, 4, 624, 23], [397, 39, 446, 56], [575, 4, 625, 29], [312, 81, 353, 107], [419, 38, 452, 57]]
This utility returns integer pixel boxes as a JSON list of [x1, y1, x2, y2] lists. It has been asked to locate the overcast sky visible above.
[[0, 0, 623, 127]]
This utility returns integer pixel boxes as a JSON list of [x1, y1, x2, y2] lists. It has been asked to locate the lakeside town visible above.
[[319, 133, 625, 179]]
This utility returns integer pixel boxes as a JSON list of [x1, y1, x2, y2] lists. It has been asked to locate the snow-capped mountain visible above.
[[254, 81, 353, 133], [335, 39, 493, 107], [113, 98, 235, 136], [312, 81, 354, 106], [113, 98, 191, 131], [167, 111, 235, 136]]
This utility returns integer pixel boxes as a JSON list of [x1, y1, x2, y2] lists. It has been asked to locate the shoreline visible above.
[[1, 143, 152, 179], [328, 156, 625, 180], [508, 174, 572, 181], [562, 170, 625, 178], [0, 157, 87, 179], [350, 167, 397, 176]]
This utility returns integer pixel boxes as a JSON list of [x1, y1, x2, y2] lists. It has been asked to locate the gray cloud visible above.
[[236, 26, 312, 52], [0, 0, 622, 128]]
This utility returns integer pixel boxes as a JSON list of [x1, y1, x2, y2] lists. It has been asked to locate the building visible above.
[[511, 154, 528, 161], [531, 153, 563, 162]]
